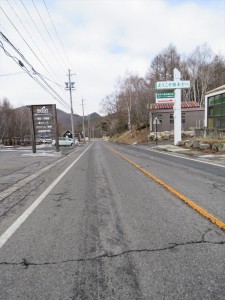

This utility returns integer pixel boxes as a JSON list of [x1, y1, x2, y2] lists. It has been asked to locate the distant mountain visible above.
[[56, 109, 80, 129], [88, 112, 101, 120], [56, 109, 101, 131], [13, 106, 103, 137]]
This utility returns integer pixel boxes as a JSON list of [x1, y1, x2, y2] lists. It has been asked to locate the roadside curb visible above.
[[154, 145, 190, 153]]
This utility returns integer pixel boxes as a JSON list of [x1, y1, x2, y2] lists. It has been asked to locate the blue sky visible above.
[[0, 0, 225, 115]]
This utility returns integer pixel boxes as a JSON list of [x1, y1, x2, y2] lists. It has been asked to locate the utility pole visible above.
[[87, 114, 90, 141], [65, 69, 75, 145], [173, 68, 181, 145], [81, 98, 86, 142]]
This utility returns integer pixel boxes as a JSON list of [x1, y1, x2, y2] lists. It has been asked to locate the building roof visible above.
[[149, 101, 201, 110], [205, 85, 225, 95]]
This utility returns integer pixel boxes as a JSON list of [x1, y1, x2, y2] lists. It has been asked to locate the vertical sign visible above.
[[30, 104, 59, 153], [173, 69, 181, 145], [153, 117, 161, 146], [155, 70, 190, 145]]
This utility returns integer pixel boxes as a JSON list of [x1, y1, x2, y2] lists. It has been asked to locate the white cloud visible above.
[[0, 0, 224, 116]]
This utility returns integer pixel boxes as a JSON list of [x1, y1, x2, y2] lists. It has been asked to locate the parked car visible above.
[[40, 138, 52, 144], [52, 137, 74, 146]]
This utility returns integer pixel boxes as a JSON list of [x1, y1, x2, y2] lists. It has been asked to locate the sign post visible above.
[[30, 104, 59, 153], [153, 117, 160, 146], [173, 68, 181, 145], [155, 69, 190, 145]]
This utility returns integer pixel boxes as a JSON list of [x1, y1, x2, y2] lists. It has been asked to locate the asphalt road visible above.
[[0, 141, 225, 299]]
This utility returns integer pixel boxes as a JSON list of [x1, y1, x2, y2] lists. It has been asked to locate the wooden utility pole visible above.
[[65, 70, 75, 145], [30, 106, 36, 153], [87, 114, 90, 141], [81, 98, 86, 142]]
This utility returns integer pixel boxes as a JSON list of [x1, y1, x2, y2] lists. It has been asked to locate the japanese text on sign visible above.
[[156, 81, 190, 90], [156, 92, 175, 98]]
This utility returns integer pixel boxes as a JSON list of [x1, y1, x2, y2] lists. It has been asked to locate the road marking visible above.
[[148, 149, 225, 169], [110, 147, 225, 231], [0, 144, 93, 250], [0, 157, 67, 202]]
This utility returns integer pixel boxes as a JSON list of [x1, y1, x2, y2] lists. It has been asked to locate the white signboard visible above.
[[156, 81, 190, 90], [153, 117, 161, 125], [156, 98, 174, 103]]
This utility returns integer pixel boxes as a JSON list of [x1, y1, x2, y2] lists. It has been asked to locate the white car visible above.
[[52, 137, 74, 146]]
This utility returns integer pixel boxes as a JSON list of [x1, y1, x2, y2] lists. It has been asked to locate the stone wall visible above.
[[149, 130, 225, 152], [195, 129, 225, 139], [149, 130, 195, 141], [180, 139, 225, 152]]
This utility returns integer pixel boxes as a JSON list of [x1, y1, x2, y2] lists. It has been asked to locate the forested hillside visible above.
[[101, 44, 225, 135], [0, 99, 102, 142]]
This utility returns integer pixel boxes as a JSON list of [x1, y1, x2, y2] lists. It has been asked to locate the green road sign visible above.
[[156, 92, 175, 99], [156, 81, 190, 90]]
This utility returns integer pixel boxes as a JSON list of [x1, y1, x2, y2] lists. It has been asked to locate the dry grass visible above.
[[110, 129, 225, 153], [113, 128, 149, 144]]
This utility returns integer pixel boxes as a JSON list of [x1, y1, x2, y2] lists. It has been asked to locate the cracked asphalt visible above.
[[0, 141, 225, 299]]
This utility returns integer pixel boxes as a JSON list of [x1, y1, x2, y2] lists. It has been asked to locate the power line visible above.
[[18, 0, 65, 77], [0, 71, 26, 76], [1, 3, 72, 110], [5, 0, 64, 88], [42, 0, 71, 67], [0, 5, 57, 81], [41, 75, 65, 89], [31, 0, 67, 73], [0, 33, 70, 111]]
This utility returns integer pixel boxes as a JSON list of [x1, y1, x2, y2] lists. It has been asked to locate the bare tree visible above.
[[0, 98, 14, 141], [187, 44, 214, 104], [13, 106, 31, 139], [209, 54, 225, 89], [100, 43, 225, 137], [147, 44, 181, 82], [100, 92, 127, 134]]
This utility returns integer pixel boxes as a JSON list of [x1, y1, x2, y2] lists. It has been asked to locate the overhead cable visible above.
[[19, 0, 65, 76], [31, 0, 67, 73], [0, 34, 70, 110], [5, 0, 64, 88], [0, 5, 57, 80], [41, 75, 65, 89], [0, 71, 26, 76], [42, 0, 71, 67]]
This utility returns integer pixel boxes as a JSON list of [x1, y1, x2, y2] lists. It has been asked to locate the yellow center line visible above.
[[110, 146, 225, 231]]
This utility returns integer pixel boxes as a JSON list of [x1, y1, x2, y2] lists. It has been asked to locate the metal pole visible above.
[[149, 111, 152, 133], [52, 104, 59, 152], [88, 114, 90, 141], [173, 68, 181, 145], [68, 69, 75, 145], [81, 98, 86, 142], [30, 106, 36, 153]]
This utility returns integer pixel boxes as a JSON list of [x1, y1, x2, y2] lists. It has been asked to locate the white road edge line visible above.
[[149, 148, 225, 169], [0, 143, 93, 250], [0, 157, 67, 202]]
